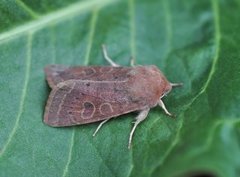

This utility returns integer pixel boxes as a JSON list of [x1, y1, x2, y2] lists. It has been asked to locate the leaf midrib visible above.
[[0, 0, 117, 43]]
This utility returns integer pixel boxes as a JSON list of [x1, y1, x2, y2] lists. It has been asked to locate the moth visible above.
[[44, 45, 182, 148]]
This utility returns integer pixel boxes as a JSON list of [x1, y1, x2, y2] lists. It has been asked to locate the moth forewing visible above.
[[44, 45, 182, 148], [44, 74, 150, 127]]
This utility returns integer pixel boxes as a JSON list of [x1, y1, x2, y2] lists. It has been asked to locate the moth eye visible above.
[[114, 76, 118, 79], [86, 83, 90, 86], [75, 97, 80, 100], [68, 111, 73, 114]]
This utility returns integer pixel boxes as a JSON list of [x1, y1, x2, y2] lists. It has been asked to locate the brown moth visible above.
[[44, 45, 182, 148]]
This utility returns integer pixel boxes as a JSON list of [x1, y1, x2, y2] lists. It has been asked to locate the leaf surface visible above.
[[0, 0, 240, 177]]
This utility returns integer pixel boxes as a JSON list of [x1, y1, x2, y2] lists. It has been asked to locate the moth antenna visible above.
[[101, 44, 120, 67], [170, 83, 183, 88]]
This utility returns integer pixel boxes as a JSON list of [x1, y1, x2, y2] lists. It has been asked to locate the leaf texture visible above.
[[0, 0, 240, 177]]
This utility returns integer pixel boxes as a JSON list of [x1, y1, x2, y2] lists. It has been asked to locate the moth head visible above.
[[161, 82, 172, 98], [161, 82, 183, 98]]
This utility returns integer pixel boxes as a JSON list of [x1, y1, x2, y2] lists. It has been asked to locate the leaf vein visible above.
[[162, 0, 172, 54], [0, 32, 33, 157], [128, 0, 136, 58], [0, 0, 116, 43], [85, 132, 117, 177], [50, 24, 56, 63], [187, 119, 240, 158], [84, 8, 99, 65], [62, 8, 100, 177], [127, 0, 137, 175], [62, 130, 75, 177], [149, 0, 221, 175], [15, 0, 39, 19]]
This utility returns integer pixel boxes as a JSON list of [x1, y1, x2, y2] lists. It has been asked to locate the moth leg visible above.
[[130, 57, 136, 67], [158, 99, 174, 117], [93, 119, 110, 137], [101, 44, 120, 67], [128, 108, 150, 149]]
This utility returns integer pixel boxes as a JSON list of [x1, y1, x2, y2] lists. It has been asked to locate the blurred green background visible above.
[[0, 0, 240, 177]]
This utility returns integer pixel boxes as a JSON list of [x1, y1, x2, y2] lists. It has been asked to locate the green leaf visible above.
[[0, 0, 240, 177]]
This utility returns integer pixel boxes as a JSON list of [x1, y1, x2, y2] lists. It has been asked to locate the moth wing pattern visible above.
[[45, 65, 133, 88], [44, 79, 143, 127]]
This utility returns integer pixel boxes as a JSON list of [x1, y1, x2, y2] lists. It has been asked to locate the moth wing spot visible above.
[[81, 101, 95, 119], [99, 103, 114, 115]]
